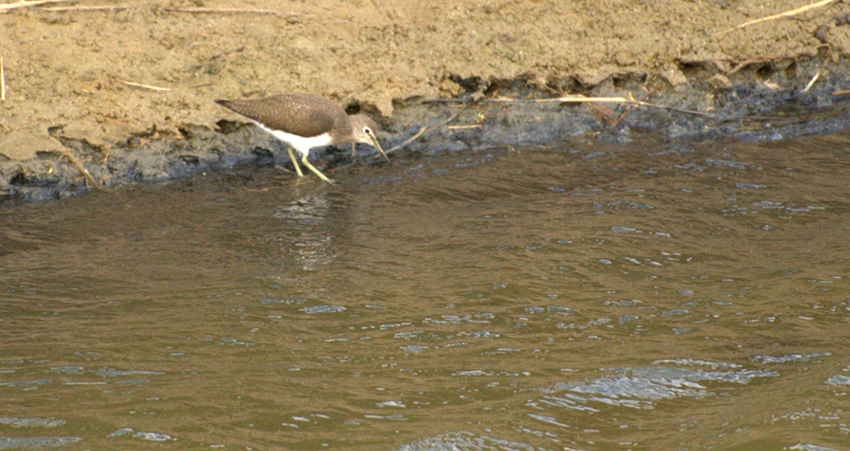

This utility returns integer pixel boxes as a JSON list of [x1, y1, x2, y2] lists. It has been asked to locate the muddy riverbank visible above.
[[2, 0, 850, 202]]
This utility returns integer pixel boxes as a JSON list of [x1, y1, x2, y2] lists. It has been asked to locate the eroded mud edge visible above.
[[3, 58, 850, 204]]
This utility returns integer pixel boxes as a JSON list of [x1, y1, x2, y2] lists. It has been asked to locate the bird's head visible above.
[[350, 114, 389, 162]]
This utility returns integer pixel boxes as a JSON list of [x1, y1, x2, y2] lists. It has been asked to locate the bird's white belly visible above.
[[254, 121, 333, 157]]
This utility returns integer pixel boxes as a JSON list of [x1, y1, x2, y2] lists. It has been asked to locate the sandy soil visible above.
[[1, 0, 850, 200]]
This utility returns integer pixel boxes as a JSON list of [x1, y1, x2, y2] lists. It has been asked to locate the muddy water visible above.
[[2, 131, 850, 450]]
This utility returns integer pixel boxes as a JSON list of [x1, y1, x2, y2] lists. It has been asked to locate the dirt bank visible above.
[[2, 0, 850, 202]]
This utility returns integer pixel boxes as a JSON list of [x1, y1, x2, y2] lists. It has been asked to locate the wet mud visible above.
[[2, 0, 850, 202]]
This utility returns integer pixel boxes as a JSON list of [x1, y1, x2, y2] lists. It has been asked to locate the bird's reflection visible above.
[[269, 193, 337, 271]]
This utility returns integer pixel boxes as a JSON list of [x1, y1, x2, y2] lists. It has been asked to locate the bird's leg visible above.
[[351, 142, 356, 159], [287, 147, 304, 177], [300, 153, 335, 184]]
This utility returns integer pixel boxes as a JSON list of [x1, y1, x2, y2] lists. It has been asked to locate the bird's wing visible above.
[[217, 96, 337, 138], [262, 107, 336, 139]]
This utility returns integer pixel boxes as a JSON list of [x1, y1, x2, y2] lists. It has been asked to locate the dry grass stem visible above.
[[487, 95, 714, 118], [720, 0, 838, 34], [423, 95, 713, 119], [120, 80, 170, 92], [0, 0, 70, 13], [1, 56, 5, 101], [803, 71, 821, 92], [43, 5, 130, 12]]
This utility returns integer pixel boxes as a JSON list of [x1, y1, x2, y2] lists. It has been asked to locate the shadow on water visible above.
[[2, 130, 850, 450]]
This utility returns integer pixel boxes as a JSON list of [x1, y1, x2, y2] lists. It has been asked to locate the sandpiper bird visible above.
[[215, 93, 388, 183]]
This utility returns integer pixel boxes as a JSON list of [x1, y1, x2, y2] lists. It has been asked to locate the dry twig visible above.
[[163, 7, 307, 18], [50, 148, 100, 188], [162, 6, 352, 22], [720, 0, 838, 34], [381, 106, 467, 155], [210, 46, 245, 61]]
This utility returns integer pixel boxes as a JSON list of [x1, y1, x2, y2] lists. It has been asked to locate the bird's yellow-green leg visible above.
[[300, 153, 335, 184], [287, 147, 304, 177]]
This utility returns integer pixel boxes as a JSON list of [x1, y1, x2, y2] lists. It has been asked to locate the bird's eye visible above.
[[363, 126, 372, 135]]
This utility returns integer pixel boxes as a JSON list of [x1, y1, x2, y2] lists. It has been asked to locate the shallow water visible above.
[[2, 130, 850, 450]]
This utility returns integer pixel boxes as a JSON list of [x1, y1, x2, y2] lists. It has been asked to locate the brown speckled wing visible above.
[[216, 94, 339, 138]]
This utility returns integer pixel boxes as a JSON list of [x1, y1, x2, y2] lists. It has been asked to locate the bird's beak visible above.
[[372, 136, 390, 162]]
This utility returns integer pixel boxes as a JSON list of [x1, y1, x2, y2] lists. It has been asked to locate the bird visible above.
[[215, 93, 388, 183]]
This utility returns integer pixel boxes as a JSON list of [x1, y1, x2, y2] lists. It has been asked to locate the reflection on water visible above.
[[2, 131, 850, 450]]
